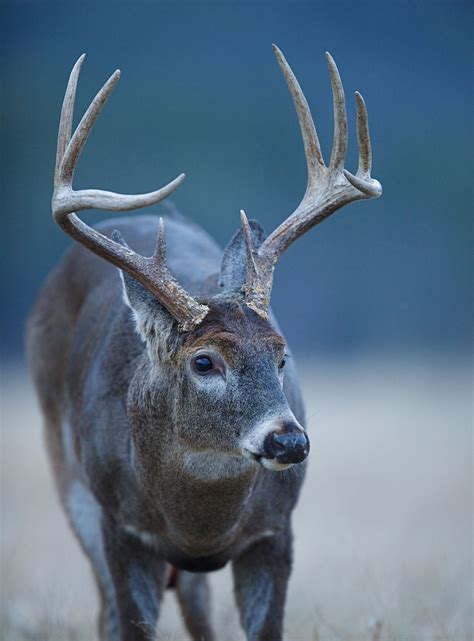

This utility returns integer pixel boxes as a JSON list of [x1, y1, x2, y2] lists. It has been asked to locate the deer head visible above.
[[52, 46, 381, 474]]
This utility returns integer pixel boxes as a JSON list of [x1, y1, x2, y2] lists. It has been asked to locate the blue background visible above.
[[2, 0, 471, 358]]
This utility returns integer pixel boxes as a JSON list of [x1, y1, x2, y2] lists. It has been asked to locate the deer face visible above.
[[124, 276, 309, 473], [175, 303, 309, 471]]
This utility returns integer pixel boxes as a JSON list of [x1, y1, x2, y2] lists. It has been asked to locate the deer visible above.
[[27, 45, 382, 641]]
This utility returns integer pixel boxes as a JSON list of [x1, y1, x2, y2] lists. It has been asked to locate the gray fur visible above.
[[176, 572, 214, 641], [27, 212, 308, 641]]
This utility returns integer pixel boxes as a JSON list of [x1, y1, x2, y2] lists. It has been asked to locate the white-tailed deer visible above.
[[27, 45, 381, 641]]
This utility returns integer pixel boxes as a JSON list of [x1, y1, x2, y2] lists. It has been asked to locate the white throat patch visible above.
[[183, 450, 254, 481]]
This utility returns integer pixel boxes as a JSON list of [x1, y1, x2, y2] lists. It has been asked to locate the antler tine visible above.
[[153, 216, 167, 263], [60, 68, 121, 184], [272, 44, 325, 189], [240, 210, 257, 272], [51, 56, 208, 331], [240, 210, 270, 315], [241, 47, 382, 319], [342, 92, 382, 198], [55, 53, 85, 188], [53, 174, 186, 219], [326, 52, 348, 171], [355, 91, 371, 175]]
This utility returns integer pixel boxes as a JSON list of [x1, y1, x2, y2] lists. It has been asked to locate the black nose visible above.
[[263, 425, 310, 464]]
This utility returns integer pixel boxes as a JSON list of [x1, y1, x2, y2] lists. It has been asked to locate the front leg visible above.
[[101, 519, 168, 641], [232, 531, 293, 641], [175, 570, 215, 641]]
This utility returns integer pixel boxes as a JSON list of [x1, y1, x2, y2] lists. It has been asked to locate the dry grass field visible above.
[[1, 356, 472, 641]]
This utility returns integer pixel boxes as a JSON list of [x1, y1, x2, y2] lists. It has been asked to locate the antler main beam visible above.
[[52, 55, 209, 331], [242, 46, 382, 318]]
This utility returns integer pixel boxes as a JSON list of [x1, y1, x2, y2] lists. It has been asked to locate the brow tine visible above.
[[273, 44, 325, 184], [355, 91, 372, 176], [55, 54, 85, 188], [326, 52, 347, 171], [240, 209, 259, 274], [153, 217, 167, 263], [60, 69, 121, 183]]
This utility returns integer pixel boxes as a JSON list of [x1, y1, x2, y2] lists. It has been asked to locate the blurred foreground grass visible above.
[[1, 355, 472, 641]]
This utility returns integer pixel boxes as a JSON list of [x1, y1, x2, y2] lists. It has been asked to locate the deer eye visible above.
[[279, 357, 286, 370], [192, 355, 214, 374]]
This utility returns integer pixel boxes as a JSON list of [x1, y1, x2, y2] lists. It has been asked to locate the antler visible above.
[[52, 54, 209, 331], [242, 46, 382, 318]]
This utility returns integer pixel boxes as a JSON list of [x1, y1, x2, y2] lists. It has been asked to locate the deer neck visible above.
[[135, 444, 259, 555]]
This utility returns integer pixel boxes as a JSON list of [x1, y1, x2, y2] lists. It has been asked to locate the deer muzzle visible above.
[[263, 423, 310, 465]]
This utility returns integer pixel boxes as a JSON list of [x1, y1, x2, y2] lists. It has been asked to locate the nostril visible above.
[[272, 436, 286, 450], [263, 432, 279, 459]]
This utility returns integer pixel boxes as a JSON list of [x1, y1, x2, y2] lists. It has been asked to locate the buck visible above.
[[27, 45, 381, 641]]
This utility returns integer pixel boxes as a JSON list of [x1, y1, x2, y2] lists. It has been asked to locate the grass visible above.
[[1, 355, 472, 640]]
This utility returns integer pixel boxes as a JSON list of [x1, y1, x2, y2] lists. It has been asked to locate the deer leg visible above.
[[62, 479, 121, 640], [101, 519, 168, 641], [174, 570, 215, 641], [231, 532, 293, 641]]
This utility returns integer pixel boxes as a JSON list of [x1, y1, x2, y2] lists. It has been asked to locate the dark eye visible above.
[[279, 357, 286, 370], [193, 355, 214, 374]]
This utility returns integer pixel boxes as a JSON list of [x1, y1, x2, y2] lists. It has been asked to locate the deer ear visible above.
[[119, 270, 175, 342], [219, 219, 266, 292]]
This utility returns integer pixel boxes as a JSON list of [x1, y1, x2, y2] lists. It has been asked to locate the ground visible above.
[[1, 355, 472, 641]]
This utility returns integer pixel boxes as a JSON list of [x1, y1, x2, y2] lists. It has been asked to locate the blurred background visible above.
[[1, 1, 472, 640], [2, 0, 471, 357]]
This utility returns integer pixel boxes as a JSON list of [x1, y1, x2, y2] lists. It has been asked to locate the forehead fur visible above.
[[181, 301, 285, 353]]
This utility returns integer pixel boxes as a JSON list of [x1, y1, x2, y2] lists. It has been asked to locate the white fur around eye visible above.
[[191, 370, 227, 395], [189, 349, 226, 383]]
